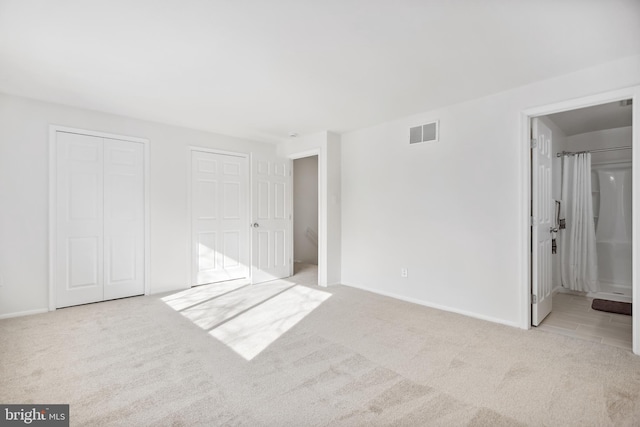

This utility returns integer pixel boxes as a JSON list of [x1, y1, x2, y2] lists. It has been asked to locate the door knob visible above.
[[252, 223, 260, 228], [550, 227, 558, 233]]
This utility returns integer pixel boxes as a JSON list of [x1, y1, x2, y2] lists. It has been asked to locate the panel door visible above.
[[55, 132, 104, 308], [103, 139, 145, 300], [532, 118, 553, 326], [192, 151, 249, 285], [251, 156, 292, 284]]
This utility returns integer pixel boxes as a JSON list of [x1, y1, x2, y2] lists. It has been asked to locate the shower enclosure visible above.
[[591, 161, 632, 302]]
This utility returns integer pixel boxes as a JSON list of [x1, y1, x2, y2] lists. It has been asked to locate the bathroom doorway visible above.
[[522, 87, 640, 354], [293, 155, 319, 284], [529, 98, 635, 350]]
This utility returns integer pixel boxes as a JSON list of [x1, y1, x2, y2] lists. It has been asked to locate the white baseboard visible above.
[[0, 308, 49, 320], [342, 282, 521, 329]]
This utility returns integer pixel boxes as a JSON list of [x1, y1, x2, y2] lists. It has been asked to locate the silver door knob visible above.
[[550, 227, 558, 233], [252, 223, 260, 228]]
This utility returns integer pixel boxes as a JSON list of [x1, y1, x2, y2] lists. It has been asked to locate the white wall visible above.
[[326, 132, 342, 285], [567, 126, 632, 164], [293, 156, 319, 264], [0, 93, 276, 318], [341, 54, 640, 327]]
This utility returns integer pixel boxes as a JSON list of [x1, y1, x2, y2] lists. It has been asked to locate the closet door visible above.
[[55, 132, 105, 308], [191, 151, 249, 285], [251, 156, 292, 284], [103, 139, 145, 300], [55, 131, 146, 308]]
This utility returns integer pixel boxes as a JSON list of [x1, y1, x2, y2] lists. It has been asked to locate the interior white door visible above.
[[55, 132, 105, 308], [103, 139, 145, 299], [532, 118, 553, 326], [55, 131, 146, 308], [251, 156, 292, 284], [192, 151, 249, 285]]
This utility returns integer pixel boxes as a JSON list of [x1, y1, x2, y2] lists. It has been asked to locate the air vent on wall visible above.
[[409, 121, 439, 144]]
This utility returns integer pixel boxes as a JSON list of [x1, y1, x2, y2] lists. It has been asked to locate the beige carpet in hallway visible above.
[[1, 270, 640, 426]]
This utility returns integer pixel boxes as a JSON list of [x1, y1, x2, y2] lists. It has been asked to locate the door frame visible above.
[[519, 86, 640, 355], [48, 125, 150, 311], [287, 149, 324, 285], [187, 146, 250, 287], [290, 152, 320, 281]]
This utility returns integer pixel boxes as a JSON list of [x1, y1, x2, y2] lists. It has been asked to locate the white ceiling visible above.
[[546, 101, 633, 137], [1, 0, 639, 143]]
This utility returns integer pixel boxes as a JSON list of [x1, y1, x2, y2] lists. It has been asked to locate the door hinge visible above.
[[530, 138, 537, 149], [530, 216, 536, 226], [531, 294, 537, 304]]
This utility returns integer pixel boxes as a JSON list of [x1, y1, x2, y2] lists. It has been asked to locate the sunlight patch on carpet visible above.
[[209, 285, 331, 360], [179, 281, 293, 330], [161, 280, 248, 311]]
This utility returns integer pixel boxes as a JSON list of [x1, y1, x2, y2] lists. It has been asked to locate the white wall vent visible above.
[[409, 121, 438, 144]]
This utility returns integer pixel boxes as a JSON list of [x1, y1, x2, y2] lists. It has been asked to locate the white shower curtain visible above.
[[560, 153, 598, 292]]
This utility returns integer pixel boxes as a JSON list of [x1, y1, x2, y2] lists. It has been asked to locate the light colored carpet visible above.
[[1, 264, 640, 426]]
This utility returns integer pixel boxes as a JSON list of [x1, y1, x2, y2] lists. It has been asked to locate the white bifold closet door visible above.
[[55, 131, 145, 308], [191, 150, 249, 285]]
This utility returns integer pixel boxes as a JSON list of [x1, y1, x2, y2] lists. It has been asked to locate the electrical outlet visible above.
[[400, 268, 408, 278]]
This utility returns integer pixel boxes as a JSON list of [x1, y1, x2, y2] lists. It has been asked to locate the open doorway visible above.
[[293, 155, 319, 285], [530, 99, 634, 350]]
